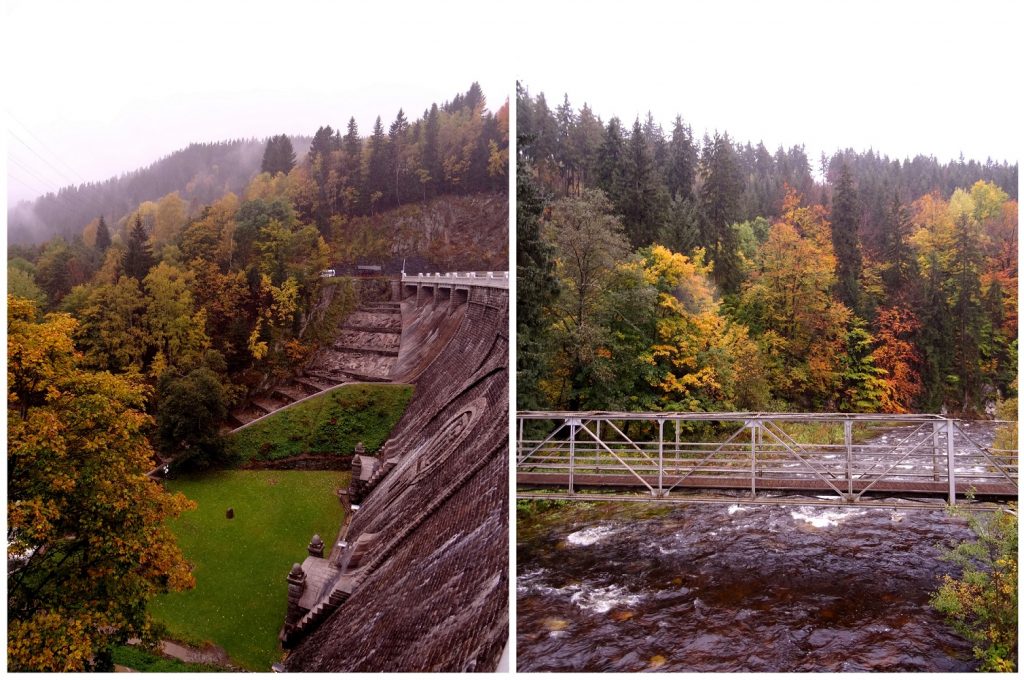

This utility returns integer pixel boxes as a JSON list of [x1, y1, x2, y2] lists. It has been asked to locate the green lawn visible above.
[[228, 383, 414, 462], [149, 471, 347, 671]]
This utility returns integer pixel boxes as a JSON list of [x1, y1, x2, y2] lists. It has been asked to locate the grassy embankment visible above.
[[228, 383, 414, 462], [151, 384, 414, 669], [111, 645, 226, 672]]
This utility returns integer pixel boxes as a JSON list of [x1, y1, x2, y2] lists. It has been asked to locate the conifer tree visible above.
[[830, 162, 863, 311], [94, 215, 111, 253], [122, 214, 154, 280], [698, 133, 743, 293], [421, 104, 441, 198], [364, 116, 390, 214], [260, 134, 296, 175], [516, 153, 558, 410], [596, 117, 626, 206], [388, 109, 410, 206], [620, 118, 667, 247]]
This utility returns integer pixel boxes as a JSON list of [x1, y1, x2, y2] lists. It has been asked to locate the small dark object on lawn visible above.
[[226, 508, 234, 519]]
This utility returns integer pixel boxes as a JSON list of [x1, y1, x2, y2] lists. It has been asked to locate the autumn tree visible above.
[[544, 189, 633, 408], [738, 211, 851, 408], [639, 245, 768, 411], [871, 306, 923, 412], [7, 295, 194, 671]]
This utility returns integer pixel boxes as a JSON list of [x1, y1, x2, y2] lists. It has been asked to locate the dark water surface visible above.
[[517, 500, 979, 672]]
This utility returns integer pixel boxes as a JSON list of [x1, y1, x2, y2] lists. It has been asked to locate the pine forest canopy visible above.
[[516, 84, 1017, 416]]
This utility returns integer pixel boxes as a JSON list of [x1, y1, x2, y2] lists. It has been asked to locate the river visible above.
[[517, 500, 981, 672], [515, 419, 1010, 672]]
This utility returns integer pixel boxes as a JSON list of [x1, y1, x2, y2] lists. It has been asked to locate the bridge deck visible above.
[[518, 472, 1017, 498]]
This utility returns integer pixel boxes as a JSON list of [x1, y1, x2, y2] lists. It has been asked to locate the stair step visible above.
[[341, 324, 402, 334], [333, 344, 400, 357]]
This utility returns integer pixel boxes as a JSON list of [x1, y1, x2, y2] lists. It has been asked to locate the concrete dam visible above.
[[278, 272, 509, 672]]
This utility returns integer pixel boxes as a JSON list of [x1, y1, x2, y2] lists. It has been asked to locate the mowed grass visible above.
[[228, 383, 414, 461], [149, 471, 347, 671]]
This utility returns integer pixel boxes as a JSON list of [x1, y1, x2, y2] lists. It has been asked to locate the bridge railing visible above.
[[516, 412, 1018, 505]]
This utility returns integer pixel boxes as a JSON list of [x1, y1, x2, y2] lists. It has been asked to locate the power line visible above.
[[8, 155, 96, 215], [5, 109, 89, 184], [8, 128, 84, 189]]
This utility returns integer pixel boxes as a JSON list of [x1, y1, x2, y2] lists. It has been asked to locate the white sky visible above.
[[3, 0, 1021, 206], [518, 0, 1022, 176], [3, 0, 511, 204]]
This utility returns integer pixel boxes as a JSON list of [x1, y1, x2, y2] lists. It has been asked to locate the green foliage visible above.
[[110, 645, 226, 672], [932, 505, 1017, 672], [516, 154, 559, 410], [8, 266, 47, 307], [226, 383, 413, 461], [150, 471, 347, 670], [156, 367, 231, 469]]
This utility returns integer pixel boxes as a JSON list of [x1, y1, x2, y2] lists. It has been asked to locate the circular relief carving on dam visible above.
[[414, 398, 487, 478], [359, 397, 488, 535]]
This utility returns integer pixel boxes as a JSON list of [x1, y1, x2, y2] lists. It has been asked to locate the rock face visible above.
[[284, 285, 508, 672]]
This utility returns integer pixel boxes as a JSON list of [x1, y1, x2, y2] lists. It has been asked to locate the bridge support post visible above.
[[658, 419, 664, 497], [750, 421, 757, 499], [568, 418, 579, 496], [946, 419, 956, 505], [932, 421, 941, 482], [518, 417, 524, 462], [844, 420, 853, 501]]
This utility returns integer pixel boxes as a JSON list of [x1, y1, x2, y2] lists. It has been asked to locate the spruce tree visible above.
[[364, 116, 390, 213], [830, 162, 863, 311], [698, 133, 743, 293], [388, 109, 410, 206], [620, 118, 667, 248], [421, 105, 441, 197], [122, 214, 154, 280], [94, 215, 111, 253], [596, 117, 626, 206], [516, 153, 559, 410], [667, 116, 697, 201], [260, 135, 296, 175]]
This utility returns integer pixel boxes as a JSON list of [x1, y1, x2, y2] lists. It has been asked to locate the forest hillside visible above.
[[517, 83, 1017, 416]]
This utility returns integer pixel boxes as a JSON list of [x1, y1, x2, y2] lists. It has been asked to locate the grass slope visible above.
[[149, 471, 346, 671], [228, 383, 413, 462]]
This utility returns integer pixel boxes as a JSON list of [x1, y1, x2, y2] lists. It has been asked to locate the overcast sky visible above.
[[516, 0, 1021, 177], [3, 0, 510, 205], [4, 0, 1021, 207]]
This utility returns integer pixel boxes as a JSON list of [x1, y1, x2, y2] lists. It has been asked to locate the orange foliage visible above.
[[871, 306, 923, 413]]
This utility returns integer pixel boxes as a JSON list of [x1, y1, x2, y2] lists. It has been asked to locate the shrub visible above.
[[932, 503, 1017, 672]]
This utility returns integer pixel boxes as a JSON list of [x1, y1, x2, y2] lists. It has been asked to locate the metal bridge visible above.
[[516, 412, 1018, 509]]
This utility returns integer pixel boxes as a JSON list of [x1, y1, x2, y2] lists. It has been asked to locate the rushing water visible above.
[[517, 501, 979, 672]]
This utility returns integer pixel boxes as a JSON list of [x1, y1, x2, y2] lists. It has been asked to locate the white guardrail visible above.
[[401, 271, 509, 289]]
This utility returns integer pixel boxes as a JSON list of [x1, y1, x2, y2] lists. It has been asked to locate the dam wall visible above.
[[283, 277, 508, 672]]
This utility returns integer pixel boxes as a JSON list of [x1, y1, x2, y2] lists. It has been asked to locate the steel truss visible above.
[[516, 412, 1018, 507]]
